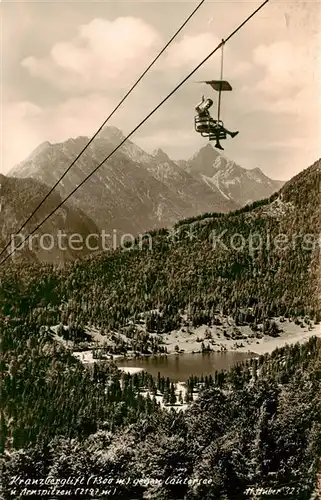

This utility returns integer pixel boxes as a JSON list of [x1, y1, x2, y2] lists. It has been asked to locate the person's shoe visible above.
[[230, 131, 239, 138]]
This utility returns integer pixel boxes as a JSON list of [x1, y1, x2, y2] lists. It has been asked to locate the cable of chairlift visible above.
[[0, 0, 207, 261], [0, 0, 270, 266]]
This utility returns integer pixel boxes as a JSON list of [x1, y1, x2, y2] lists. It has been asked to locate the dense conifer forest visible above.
[[0, 159, 321, 498], [0, 160, 320, 332], [1, 317, 321, 498]]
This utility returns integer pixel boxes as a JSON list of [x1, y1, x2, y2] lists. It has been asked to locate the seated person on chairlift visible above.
[[195, 95, 238, 150]]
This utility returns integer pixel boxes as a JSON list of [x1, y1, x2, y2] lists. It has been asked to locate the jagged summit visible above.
[[252, 166, 263, 174], [152, 148, 171, 162], [190, 143, 219, 162], [96, 126, 126, 142], [182, 145, 284, 206]]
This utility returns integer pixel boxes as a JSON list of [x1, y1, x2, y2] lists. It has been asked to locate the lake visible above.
[[115, 351, 257, 382]]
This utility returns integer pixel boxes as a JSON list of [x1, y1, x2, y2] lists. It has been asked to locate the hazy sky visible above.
[[1, 0, 321, 180]]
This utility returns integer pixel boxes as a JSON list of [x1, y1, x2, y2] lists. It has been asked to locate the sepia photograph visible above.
[[1, 0, 321, 498]]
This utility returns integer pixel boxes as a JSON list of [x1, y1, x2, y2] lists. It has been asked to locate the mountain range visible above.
[[8, 127, 284, 247]]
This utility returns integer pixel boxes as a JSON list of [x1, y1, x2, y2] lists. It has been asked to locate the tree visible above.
[[169, 383, 177, 405]]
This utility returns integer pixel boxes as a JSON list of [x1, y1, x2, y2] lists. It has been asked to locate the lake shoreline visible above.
[[53, 317, 320, 367], [157, 318, 321, 357]]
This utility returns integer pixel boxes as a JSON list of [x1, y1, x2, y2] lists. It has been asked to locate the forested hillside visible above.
[[1, 159, 320, 499], [1, 159, 320, 330], [0, 173, 100, 264], [1, 316, 321, 499]]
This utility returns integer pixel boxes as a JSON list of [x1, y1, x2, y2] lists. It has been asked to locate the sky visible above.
[[1, 0, 321, 180]]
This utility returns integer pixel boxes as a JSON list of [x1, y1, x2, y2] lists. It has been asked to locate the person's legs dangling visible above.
[[222, 127, 239, 138], [215, 139, 224, 150]]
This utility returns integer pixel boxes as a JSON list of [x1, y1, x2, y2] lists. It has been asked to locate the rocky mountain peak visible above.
[[152, 148, 171, 163], [96, 126, 126, 143]]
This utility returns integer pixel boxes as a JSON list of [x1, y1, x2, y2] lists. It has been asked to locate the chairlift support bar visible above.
[[197, 40, 232, 123], [217, 39, 225, 123]]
